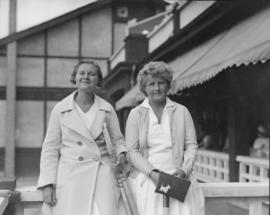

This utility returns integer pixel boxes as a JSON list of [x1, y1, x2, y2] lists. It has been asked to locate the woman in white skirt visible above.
[[125, 61, 205, 215]]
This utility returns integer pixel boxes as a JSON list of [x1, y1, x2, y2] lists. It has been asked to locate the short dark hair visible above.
[[70, 59, 103, 87]]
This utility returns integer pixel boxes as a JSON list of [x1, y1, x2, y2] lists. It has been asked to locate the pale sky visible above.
[[0, 0, 96, 39]]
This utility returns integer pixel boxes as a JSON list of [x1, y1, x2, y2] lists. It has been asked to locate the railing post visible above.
[[239, 162, 244, 182]]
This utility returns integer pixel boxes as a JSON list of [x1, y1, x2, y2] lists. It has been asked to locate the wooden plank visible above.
[[198, 149, 229, 159], [200, 182, 269, 197], [16, 182, 269, 202], [237, 156, 269, 166], [16, 187, 42, 202], [0, 197, 9, 215], [0, 190, 11, 197]]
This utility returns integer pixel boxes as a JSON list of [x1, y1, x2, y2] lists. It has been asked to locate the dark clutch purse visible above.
[[154, 171, 191, 202]]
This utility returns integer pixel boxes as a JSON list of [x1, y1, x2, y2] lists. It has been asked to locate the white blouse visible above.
[[141, 98, 175, 173], [74, 100, 98, 132]]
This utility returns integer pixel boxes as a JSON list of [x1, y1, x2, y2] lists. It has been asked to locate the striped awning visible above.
[[170, 6, 270, 92]]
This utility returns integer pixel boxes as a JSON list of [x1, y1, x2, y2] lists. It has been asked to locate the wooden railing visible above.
[[1, 182, 268, 215], [237, 155, 269, 182], [194, 149, 269, 183], [194, 149, 229, 182]]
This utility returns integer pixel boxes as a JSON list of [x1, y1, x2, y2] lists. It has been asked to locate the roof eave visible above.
[[0, 0, 112, 46]]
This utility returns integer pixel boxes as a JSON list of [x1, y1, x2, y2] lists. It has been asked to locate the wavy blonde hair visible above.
[[137, 61, 173, 95]]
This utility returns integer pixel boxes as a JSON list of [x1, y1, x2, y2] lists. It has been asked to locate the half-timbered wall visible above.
[[0, 6, 115, 176]]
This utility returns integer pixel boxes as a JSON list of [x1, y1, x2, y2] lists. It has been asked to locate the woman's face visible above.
[[144, 75, 169, 103], [75, 63, 99, 92]]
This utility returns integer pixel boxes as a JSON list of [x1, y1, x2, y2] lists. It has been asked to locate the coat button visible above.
[[78, 156, 84, 161], [77, 141, 83, 146]]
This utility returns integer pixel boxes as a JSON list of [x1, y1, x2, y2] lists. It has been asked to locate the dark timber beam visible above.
[[4, 0, 17, 185]]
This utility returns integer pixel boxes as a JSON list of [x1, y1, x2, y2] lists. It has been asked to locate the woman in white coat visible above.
[[126, 61, 205, 215], [37, 60, 127, 215]]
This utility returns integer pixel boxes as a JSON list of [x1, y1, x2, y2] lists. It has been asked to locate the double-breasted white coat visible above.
[[37, 91, 126, 215]]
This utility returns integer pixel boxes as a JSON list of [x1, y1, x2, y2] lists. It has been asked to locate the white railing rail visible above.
[[1, 182, 267, 215], [237, 155, 269, 182], [147, 14, 174, 53], [128, 11, 169, 34], [194, 149, 229, 182], [109, 43, 126, 70]]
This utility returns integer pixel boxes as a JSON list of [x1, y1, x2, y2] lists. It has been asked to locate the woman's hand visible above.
[[149, 171, 159, 185], [116, 152, 127, 173], [173, 169, 186, 179], [114, 152, 129, 181], [42, 185, 57, 206]]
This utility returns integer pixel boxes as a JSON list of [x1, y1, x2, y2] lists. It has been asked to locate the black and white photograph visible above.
[[0, 0, 269, 214]]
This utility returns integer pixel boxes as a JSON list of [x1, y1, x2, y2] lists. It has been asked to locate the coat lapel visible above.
[[61, 109, 93, 141], [59, 92, 111, 141], [59, 91, 93, 141]]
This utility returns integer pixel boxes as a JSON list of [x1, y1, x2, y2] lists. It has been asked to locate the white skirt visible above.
[[129, 151, 205, 215], [130, 172, 204, 215]]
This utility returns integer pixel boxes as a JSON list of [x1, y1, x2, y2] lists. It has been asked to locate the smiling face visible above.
[[144, 75, 169, 103], [75, 63, 99, 92]]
